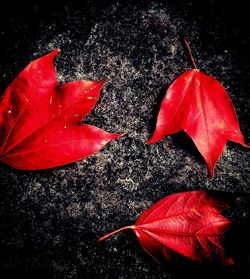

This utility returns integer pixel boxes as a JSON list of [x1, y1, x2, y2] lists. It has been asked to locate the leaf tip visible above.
[[111, 133, 123, 140], [242, 142, 250, 148], [53, 48, 60, 55], [146, 136, 157, 145], [205, 159, 216, 177], [99, 77, 109, 85], [208, 168, 215, 178], [47, 48, 60, 60]]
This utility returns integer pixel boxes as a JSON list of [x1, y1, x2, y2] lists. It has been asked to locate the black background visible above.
[[0, 1, 250, 278]]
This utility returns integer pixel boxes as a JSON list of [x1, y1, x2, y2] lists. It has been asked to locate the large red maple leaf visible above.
[[0, 49, 122, 170], [99, 190, 233, 266], [147, 39, 249, 176]]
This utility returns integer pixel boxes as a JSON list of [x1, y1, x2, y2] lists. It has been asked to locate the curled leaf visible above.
[[99, 190, 233, 266]]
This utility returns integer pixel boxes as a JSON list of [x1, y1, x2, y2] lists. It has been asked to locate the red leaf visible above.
[[147, 39, 249, 176], [0, 49, 122, 170], [98, 190, 234, 266]]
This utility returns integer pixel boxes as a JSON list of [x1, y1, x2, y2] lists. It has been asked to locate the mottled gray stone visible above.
[[0, 1, 250, 278]]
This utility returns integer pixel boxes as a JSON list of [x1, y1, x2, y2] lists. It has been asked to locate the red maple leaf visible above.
[[147, 39, 249, 176], [99, 190, 234, 266], [0, 49, 122, 170]]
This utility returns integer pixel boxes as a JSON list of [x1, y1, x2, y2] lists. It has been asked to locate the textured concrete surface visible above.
[[0, 0, 250, 278]]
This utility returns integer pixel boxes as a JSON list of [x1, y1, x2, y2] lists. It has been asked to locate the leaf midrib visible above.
[[168, 69, 197, 124], [197, 73, 212, 172], [3, 82, 103, 156], [138, 219, 227, 237]]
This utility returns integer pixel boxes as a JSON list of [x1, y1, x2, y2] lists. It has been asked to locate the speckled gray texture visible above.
[[0, 1, 250, 278]]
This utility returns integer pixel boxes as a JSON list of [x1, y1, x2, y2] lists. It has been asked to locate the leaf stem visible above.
[[98, 225, 135, 242], [184, 37, 198, 69]]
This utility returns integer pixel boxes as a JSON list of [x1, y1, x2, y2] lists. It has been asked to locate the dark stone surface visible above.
[[0, 0, 250, 278]]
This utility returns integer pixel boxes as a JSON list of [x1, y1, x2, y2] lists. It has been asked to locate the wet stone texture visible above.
[[0, 0, 250, 278]]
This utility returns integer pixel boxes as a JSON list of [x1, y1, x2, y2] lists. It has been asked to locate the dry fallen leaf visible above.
[[99, 190, 234, 265], [147, 39, 249, 176], [0, 49, 122, 170]]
